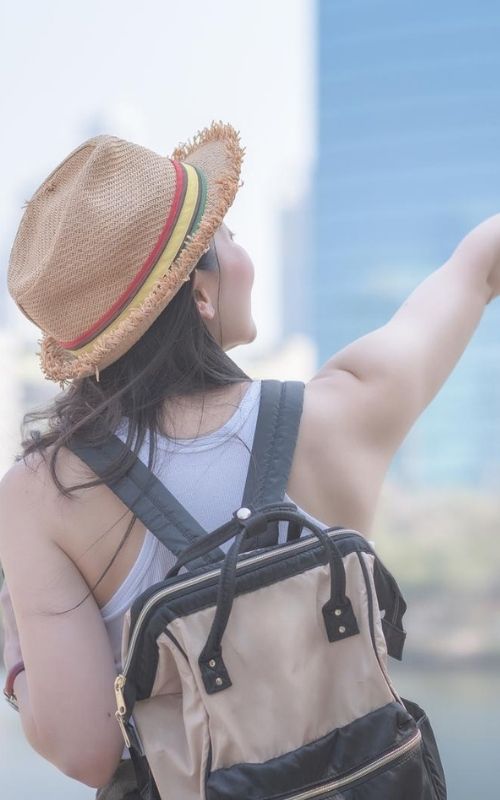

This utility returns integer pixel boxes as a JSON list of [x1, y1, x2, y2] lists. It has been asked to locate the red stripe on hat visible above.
[[60, 159, 186, 349]]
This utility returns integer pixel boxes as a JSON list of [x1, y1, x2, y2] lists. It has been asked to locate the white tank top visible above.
[[100, 379, 329, 758]]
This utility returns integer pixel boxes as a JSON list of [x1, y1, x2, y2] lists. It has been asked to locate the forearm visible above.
[[10, 668, 115, 786], [2, 583, 48, 757], [11, 670, 50, 760]]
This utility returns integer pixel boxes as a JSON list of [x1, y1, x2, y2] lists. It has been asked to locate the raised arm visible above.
[[310, 213, 500, 462]]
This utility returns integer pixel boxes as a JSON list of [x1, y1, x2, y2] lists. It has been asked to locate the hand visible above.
[[0, 578, 23, 671], [452, 213, 500, 302]]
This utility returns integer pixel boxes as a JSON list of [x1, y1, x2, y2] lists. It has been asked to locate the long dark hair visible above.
[[15, 242, 251, 611]]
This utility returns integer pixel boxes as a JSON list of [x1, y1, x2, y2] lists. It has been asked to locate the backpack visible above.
[[68, 379, 447, 800]]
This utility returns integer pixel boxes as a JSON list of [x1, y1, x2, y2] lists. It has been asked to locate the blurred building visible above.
[[280, 187, 314, 342], [310, 0, 500, 486], [0, 308, 58, 478], [237, 333, 317, 382]]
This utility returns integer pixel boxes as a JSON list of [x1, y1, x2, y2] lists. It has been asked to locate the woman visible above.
[[0, 121, 500, 796]]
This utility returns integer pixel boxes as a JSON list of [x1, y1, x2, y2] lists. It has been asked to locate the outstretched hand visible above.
[[452, 212, 500, 302]]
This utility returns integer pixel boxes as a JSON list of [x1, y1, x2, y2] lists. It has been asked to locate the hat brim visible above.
[[39, 121, 244, 384]]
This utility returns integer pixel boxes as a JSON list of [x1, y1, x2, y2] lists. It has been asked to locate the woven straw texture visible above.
[[7, 121, 244, 384]]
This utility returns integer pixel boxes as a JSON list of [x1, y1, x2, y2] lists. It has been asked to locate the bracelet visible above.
[[3, 660, 25, 711]]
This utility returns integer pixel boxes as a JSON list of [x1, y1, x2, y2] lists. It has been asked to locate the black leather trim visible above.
[[124, 530, 369, 708], [357, 550, 400, 704], [66, 433, 226, 569], [205, 701, 417, 800]]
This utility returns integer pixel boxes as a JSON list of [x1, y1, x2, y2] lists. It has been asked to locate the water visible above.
[[391, 665, 500, 799], [0, 668, 498, 798]]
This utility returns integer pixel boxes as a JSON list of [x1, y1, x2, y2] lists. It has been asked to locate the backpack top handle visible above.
[[195, 505, 361, 695]]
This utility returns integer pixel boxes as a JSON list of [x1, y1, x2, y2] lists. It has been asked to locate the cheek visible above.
[[222, 247, 254, 304], [234, 248, 254, 292]]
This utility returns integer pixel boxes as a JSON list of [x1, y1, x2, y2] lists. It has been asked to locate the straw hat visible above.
[[7, 121, 245, 387]]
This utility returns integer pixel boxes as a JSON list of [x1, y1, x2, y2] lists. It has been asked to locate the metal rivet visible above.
[[339, 626, 346, 634], [236, 507, 252, 520], [209, 659, 216, 668], [215, 677, 223, 686], [334, 609, 342, 617]]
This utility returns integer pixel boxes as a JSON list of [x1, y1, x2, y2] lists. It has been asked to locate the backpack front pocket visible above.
[[205, 702, 424, 800], [401, 698, 447, 800]]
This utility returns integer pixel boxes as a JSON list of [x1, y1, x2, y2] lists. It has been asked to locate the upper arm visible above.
[[0, 458, 124, 787], [313, 253, 491, 458]]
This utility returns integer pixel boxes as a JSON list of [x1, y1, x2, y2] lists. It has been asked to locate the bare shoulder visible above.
[[1, 443, 94, 490], [0, 450, 58, 525], [302, 368, 360, 432], [0, 444, 99, 545], [303, 355, 416, 460], [0, 451, 66, 596], [301, 368, 377, 453], [289, 369, 394, 535]]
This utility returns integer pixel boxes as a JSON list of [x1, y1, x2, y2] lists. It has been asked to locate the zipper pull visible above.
[[114, 674, 131, 748], [114, 674, 127, 715]]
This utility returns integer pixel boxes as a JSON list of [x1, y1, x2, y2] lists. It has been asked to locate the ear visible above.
[[192, 271, 216, 321]]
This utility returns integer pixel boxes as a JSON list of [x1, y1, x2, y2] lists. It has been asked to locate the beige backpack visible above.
[[69, 380, 446, 800]]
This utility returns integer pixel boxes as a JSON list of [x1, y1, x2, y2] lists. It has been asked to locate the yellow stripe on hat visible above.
[[69, 162, 201, 356]]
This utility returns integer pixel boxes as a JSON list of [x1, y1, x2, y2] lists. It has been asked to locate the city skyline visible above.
[[311, 1, 500, 487]]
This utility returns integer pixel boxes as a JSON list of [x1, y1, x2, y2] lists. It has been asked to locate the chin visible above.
[[224, 325, 257, 351]]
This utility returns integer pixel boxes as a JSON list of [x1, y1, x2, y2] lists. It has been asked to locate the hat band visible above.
[[59, 160, 207, 353]]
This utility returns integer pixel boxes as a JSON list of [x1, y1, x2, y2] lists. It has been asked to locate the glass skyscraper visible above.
[[312, 1, 500, 486]]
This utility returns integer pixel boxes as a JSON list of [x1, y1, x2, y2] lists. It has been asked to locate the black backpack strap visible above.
[[66, 433, 225, 570], [239, 380, 305, 549], [67, 380, 304, 565]]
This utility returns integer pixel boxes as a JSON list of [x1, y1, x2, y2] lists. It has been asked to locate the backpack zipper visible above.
[[276, 729, 421, 800], [112, 531, 418, 794], [122, 528, 363, 675], [114, 528, 367, 730], [114, 674, 131, 748]]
